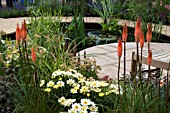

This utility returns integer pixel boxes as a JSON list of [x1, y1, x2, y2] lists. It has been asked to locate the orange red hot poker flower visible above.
[[134, 16, 141, 43], [117, 38, 122, 58], [146, 23, 152, 43], [16, 23, 21, 43], [140, 30, 144, 49], [31, 48, 36, 63], [21, 20, 27, 41], [122, 23, 128, 42], [147, 50, 152, 65]]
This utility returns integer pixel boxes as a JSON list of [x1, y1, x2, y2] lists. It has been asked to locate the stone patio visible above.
[[79, 42, 170, 80]]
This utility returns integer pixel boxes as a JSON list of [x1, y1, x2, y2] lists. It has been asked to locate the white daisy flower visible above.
[[68, 108, 77, 113], [57, 81, 65, 87], [70, 88, 78, 94], [78, 77, 85, 83], [67, 79, 75, 85], [73, 83, 80, 90], [90, 102, 96, 106], [72, 103, 81, 111], [64, 71, 73, 76], [40, 80, 45, 87], [52, 70, 65, 78], [47, 81, 54, 87], [80, 86, 89, 93], [109, 84, 118, 89], [79, 110, 88, 113], [58, 97, 66, 105], [65, 99, 76, 106], [81, 105, 88, 111], [44, 88, 51, 92], [92, 88, 101, 93], [53, 85, 59, 89], [72, 72, 83, 78], [81, 99, 91, 106], [99, 81, 109, 87], [89, 106, 98, 112], [91, 81, 100, 88]]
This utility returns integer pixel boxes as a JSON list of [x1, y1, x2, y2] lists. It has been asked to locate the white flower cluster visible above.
[[58, 97, 98, 113], [52, 69, 83, 78], [40, 69, 122, 95], [40, 69, 123, 112]]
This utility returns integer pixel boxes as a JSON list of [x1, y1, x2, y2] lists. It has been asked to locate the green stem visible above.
[[24, 41, 31, 72], [118, 58, 121, 95], [123, 41, 126, 110], [148, 65, 151, 84], [124, 41, 126, 87], [166, 62, 170, 113], [135, 42, 139, 87], [18, 44, 23, 73], [139, 48, 145, 104]]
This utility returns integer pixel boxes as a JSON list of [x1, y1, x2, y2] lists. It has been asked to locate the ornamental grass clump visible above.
[[40, 69, 122, 112]]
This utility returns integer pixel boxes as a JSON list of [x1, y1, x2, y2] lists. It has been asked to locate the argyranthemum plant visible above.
[[40, 69, 122, 112]]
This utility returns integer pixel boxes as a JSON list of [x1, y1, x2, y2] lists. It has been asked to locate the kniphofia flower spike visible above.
[[117, 38, 122, 58], [122, 23, 128, 42], [146, 23, 152, 43], [21, 20, 27, 41], [147, 50, 152, 65], [16, 23, 21, 43], [140, 30, 144, 49], [31, 48, 36, 63], [134, 16, 141, 43]]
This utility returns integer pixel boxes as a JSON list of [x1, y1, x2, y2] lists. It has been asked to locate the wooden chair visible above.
[[130, 49, 170, 76]]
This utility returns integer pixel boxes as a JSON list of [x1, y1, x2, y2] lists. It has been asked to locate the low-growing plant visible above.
[[40, 69, 121, 112]]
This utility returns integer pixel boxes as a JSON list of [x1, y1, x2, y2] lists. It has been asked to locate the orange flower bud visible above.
[[16, 23, 21, 42], [134, 16, 141, 43], [117, 38, 122, 58], [147, 50, 152, 65], [31, 48, 36, 63], [146, 23, 152, 43], [21, 20, 27, 41], [140, 30, 144, 49], [122, 23, 128, 42]]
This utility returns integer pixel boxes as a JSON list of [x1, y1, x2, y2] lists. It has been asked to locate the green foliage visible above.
[[92, 0, 123, 20], [0, 8, 25, 18], [92, 0, 123, 36], [101, 18, 122, 35], [0, 75, 15, 113], [10, 80, 61, 113]]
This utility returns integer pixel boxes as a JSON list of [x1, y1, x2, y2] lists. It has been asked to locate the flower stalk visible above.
[[122, 23, 127, 88], [139, 30, 145, 104], [134, 16, 141, 86], [31, 47, 37, 83], [147, 50, 152, 85], [146, 23, 152, 85], [16, 23, 23, 71], [117, 38, 122, 95]]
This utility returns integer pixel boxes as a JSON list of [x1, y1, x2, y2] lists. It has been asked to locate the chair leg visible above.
[[130, 52, 137, 79]]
